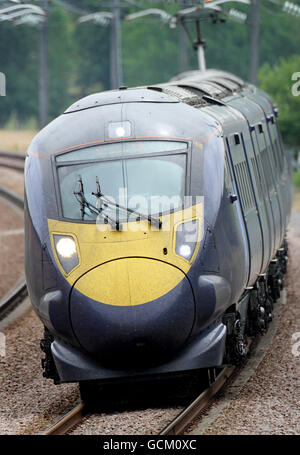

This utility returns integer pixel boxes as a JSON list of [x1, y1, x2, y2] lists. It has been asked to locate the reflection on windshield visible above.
[[57, 154, 186, 221], [56, 141, 188, 162]]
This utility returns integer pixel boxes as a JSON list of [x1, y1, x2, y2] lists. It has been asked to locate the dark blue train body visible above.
[[24, 70, 292, 392]]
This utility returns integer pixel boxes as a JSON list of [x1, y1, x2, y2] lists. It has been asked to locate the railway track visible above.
[[0, 150, 25, 172], [42, 403, 87, 435], [0, 150, 289, 436], [159, 365, 236, 435], [0, 153, 27, 320], [42, 365, 236, 436], [41, 288, 286, 437], [0, 150, 237, 436]]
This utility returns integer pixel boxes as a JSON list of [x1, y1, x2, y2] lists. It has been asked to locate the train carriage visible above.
[[24, 70, 292, 395]]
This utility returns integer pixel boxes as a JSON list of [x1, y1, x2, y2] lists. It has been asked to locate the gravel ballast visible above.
[[0, 304, 79, 435], [0, 168, 24, 198], [0, 197, 24, 299]]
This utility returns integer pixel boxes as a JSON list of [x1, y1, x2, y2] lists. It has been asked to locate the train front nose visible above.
[[70, 257, 195, 366]]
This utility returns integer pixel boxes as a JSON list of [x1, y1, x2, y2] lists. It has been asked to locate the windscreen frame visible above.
[[51, 139, 192, 223]]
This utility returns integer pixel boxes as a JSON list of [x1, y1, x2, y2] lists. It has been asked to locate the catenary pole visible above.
[[250, 0, 259, 85], [110, 0, 123, 89], [39, 0, 48, 128], [179, 21, 188, 73]]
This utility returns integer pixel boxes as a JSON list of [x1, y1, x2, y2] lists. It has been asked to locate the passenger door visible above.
[[251, 123, 281, 257], [226, 132, 263, 286]]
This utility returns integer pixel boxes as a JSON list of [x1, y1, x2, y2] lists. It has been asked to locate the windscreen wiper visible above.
[[74, 176, 120, 229], [74, 175, 93, 220], [92, 177, 162, 230]]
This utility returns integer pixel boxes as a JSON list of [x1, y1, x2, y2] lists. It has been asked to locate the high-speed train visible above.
[[24, 69, 292, 397]]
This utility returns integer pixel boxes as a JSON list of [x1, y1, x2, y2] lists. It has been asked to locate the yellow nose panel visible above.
[[75, 258, 185, 306], [48, 203, 204, 306]]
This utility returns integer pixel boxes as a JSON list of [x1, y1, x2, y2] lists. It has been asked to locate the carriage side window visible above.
[[239, 163, 249, 208], [234, 161, 255, 213], [260, 148, 274, 191], [242, 161, 253, 209], [266, 143, 278, 183], [245, 161, 255, 209], [270, 121, 287, 175], [224, 150, 233, 188], [271, 138, 280, 177], [234, 163, 244, 209], [268, 134, 279, 178], [273, 138, 283, 175], [250, 156, 262, 200]]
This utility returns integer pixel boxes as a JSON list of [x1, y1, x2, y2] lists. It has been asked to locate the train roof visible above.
[[64, 70, 248, 114], [169, 69, 245, 86], [29, 69, 253, 160]]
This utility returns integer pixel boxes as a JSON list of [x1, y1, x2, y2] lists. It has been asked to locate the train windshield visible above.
[[56, 141, 187, 221]]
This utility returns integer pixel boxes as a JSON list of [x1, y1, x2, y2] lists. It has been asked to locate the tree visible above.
[[0, 21, 39, 127], [258, 55, 300, 147], [1, 1, 300, 128], [48, 4, 75, 118], [122, 19, 179, 86]]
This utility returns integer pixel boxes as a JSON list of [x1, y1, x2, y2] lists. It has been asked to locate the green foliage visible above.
[[73, 21, 109, 96], [122, 20, 179, 86], [0, 21, 39, 127], [48, 4, 75, 118], [259, 55, 300, 147], [202, 19, 250, 80], [0, 0, 300, 128], [293, 171, 300, 189]]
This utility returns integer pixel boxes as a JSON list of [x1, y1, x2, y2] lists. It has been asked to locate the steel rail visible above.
[[42, 402, 87, 435], [0, 151, 26, 160], [0, 166, 27, 320], [39, 329, 269, 437], [0, 152, 25, 172], [0, 161, 24, 172], [0, 151, 25, 173], [0, 184, 24, 209], [41, 367, 237, 436], [159, 335, 254, 435], [159, 365, 235, 435], [0, 278, 27, 320]]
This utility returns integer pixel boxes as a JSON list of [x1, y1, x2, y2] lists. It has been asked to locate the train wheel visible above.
[[223, 312, 248, 365], [247, 277, 274, 337]]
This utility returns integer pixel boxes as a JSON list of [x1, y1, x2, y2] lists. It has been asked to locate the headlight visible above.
[[175, 219, 199, 261], [108, 121, 131, 138], [53, 235, 79, 274]]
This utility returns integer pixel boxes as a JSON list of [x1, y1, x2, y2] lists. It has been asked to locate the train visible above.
[[24, 69, 293, 399]]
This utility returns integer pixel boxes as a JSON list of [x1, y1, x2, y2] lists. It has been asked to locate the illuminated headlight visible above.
[[108, 121, 131, 139], [53, 235, 79, 274], [175, 220, 199, 261]]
